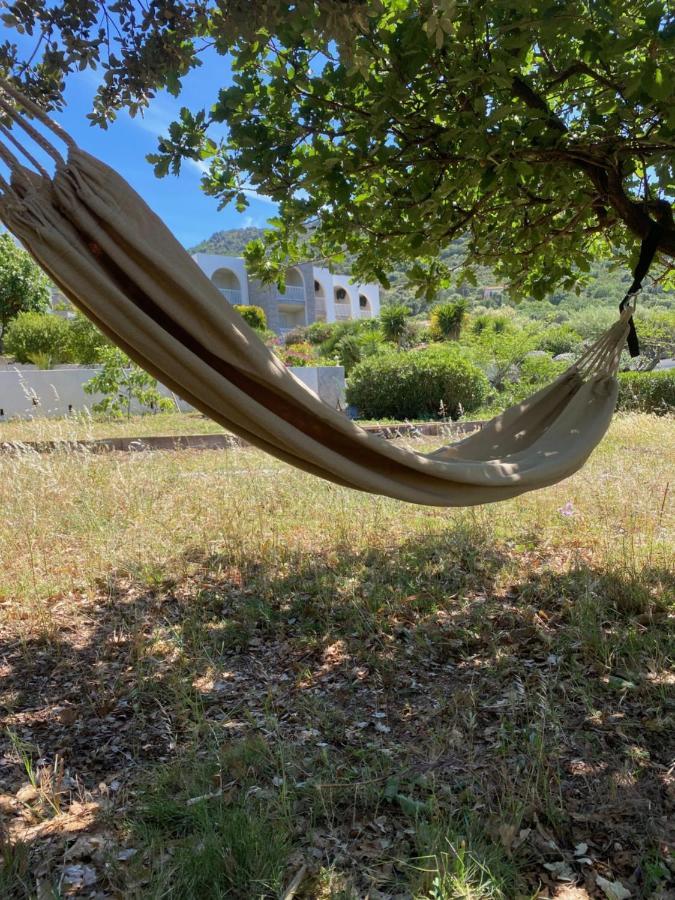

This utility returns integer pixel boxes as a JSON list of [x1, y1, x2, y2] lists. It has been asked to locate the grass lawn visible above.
[[0, 413, 673, 899]]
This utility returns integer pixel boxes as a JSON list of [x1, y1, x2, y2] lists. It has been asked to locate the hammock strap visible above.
[[0, 88, 66, 169], [620, 224, 661, 358], [0, 77, 74, 148]]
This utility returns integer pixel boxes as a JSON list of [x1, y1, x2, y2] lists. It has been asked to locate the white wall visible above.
[[0, 365, 345, 420], [191, 253, 250, 305]]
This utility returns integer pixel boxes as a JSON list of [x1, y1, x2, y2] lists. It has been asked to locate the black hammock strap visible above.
[[619, 224, 662, 358]]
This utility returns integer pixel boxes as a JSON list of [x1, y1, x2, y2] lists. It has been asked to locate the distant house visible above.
[[191, 253, 380, 336], [482, 284, 505, 303]]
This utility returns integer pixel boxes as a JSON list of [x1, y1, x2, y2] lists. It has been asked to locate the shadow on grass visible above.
[[1, 525, 673, 897]]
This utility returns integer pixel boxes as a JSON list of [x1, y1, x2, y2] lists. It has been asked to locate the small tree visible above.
[[430, 300, 468, 341], [0, 234, 50, 352], [84, 347, 174, 418]]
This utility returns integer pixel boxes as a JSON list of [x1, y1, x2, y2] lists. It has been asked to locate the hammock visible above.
[[0, 80, 637, 507]]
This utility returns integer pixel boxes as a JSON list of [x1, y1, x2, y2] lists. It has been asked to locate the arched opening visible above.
[[278, 266, 307, 333], [359, 293, 372, 318], [314, 279, 327, 322], [334, 286, 351, 320], [211, 268, 242, 305]]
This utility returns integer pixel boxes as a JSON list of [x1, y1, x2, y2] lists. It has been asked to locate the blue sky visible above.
[[5, 43, 278, 248]]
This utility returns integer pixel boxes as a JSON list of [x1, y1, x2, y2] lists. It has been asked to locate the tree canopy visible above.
[[0, 233, 50, 349], [2, 1, 674, 299]]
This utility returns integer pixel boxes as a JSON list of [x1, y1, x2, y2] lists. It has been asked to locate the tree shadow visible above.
[[1, 527, 672, 896]]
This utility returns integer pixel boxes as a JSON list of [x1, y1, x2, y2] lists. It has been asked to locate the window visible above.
[[336, 287, 347, 301], [359, 294, 369, 309]]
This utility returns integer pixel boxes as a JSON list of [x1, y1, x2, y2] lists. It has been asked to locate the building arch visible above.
[[211, 268, 242, 305], [333, 285, 352, 320]]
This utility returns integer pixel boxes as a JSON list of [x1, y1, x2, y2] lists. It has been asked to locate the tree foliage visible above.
[[83, 346, 174, 418], [3, 1, 675, 300], [0, 234, 51, 350], [4, 310, 70, 364]]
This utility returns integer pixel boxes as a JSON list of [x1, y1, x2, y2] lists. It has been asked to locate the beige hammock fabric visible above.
[[0, 81, 631, 507]]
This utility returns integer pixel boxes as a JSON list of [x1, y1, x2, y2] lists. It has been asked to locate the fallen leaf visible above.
[[596, 875, 631, 900], [544, 861, 576, 882]]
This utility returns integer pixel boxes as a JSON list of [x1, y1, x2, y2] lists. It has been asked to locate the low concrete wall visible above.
[[0, 364, 346, 420]]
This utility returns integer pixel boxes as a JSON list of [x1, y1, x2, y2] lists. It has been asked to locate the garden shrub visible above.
[[335, 330, 385, 374], [470, 313, 512, 336], [283, 325, 311, 346], [4, 311, 72, 364], [304, 321, 337, 345], [275, 341, 316, 367], [617, 370, 675, 415], [319, 319, 378, 358], [518, 355, 568, 387], [536, 324, 583, 355], [233, 304, 266, 331], [379, 304, 410, 344], [430, 299, 468, 340], [346, 346, 489, 420]]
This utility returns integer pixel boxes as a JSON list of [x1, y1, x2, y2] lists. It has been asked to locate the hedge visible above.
[[616, 369, 675, 415], [346, 346, 489, 420]]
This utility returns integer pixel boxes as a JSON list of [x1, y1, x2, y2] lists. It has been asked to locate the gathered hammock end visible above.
[[0, 78, 647, 507]]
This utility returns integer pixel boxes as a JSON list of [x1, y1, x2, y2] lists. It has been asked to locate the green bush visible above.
[[304, 321, 337, 345], [379, 304, 410, 344], [430, 299, 468, 340], [319, 319, 378, 358], [4, 311, 72, 364], [335, 330, 385, 374], [519, 355, 568, 387], [470, 313, 513, 336], [536, 324, 583, 355], [617, 370, 675, 415], [233, 304, 266, 331], [346, 346, 489, 420], [275, 341, 317, 367], [67, 312, 111, 364]]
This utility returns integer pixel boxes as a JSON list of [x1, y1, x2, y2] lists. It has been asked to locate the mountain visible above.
[[190, 228, 265, 256]]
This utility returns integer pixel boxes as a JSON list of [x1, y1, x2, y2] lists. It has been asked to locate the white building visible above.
[[192, 253, 380, 336]]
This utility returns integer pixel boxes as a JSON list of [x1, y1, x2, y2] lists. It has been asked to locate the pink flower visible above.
[[558, 501, 576, 517]]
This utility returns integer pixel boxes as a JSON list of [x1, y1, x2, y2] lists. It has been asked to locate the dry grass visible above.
[[0, 409, 224, 443], [0, 413, 673, 898]]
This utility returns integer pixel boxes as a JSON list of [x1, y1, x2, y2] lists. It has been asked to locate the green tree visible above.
[[3, 2, 674, 299], [0, 234, 50, 351], [83, 346, 175, 418], [67, 312, 111, 364]]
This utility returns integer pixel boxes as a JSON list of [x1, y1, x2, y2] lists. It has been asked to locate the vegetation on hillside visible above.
[[192, 228, 674, 316]]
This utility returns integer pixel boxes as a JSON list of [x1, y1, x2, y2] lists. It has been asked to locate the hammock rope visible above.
[[0, 79, 646, 507]]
